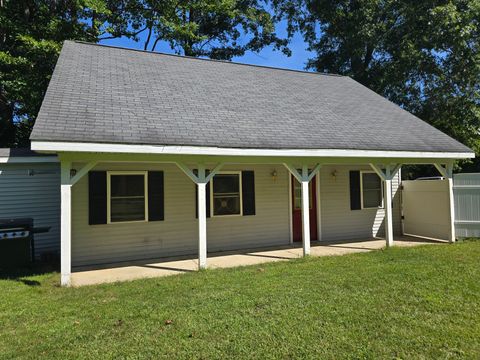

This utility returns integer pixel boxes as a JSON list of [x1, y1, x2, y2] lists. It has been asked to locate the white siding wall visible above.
[[70, 162, 401, 267], [319, 165, 402, 241], [71, 163, 290, 267], [0, 162, 60, 257]]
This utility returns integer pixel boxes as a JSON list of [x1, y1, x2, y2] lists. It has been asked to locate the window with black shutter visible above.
[[211, 172, 242, 216], [204, 170, 256, 217], [350, 170, 383, 210], [88, 170, 164, 224]]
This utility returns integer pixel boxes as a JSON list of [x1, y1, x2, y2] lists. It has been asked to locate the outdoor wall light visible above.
[[331, 169, 338, 180], [70, 168, 77, 178], [271, 169, 278, 182]]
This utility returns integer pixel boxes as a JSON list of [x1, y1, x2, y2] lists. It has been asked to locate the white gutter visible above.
[[0, 155, 58, 164], [31, 141, 475, 159]]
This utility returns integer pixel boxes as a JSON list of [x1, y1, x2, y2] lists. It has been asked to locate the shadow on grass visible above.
[[0, 262, 59, 286]]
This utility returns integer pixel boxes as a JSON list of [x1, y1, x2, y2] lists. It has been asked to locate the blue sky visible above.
[[100, 21, 313, 71]]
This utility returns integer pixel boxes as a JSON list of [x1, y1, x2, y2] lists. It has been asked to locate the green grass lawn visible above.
[[1, 242, 480, 359]]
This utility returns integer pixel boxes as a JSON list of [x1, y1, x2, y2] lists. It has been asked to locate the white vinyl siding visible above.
[[70, 162, 402, 268], [71, 163, 290, 267], [0, 162, 60, 257], [319, 165, 401, 240]]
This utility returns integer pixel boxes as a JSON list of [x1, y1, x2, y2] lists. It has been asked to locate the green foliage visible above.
[[106, 0, 289, 59], [274, 0, 480, 171], [1, 242, 480, 358], [0, 0, 105, 146]]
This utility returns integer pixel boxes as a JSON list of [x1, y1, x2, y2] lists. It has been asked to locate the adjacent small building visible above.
[[0, 149, 60, 259]]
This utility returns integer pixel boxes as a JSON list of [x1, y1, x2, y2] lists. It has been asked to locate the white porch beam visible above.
[[390, 164, 402, 178], [60, 161, 72, 286], [205, 163, 225, 183], [283, 163, 303, 182], [369, 163, 387, 180], [176, 162, 200, 183], [70, 161, 98, 186], [307, 163, 322, 182], [433, 163, 449, 178]]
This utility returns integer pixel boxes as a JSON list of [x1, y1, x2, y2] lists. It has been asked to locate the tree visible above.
[[273, 0, 480, 172], [0, 0, 117, 147], [100, 0, 289, 60]]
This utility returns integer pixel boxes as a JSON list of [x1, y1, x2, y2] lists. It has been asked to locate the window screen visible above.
[[212, 174, 241, 216], [110, 174, 146, 222], [362, 172, 382, 208]]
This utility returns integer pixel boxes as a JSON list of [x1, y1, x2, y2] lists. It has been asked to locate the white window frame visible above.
[[107, 171, 149, 224], [360, 170, 384, 210], [210, 171, 243, 217]]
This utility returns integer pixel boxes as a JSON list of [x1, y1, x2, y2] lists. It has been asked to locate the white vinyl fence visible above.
[[454, 173, 480, 238]]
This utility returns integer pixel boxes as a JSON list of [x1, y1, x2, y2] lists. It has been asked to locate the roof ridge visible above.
[[68, 40, 345, 78]]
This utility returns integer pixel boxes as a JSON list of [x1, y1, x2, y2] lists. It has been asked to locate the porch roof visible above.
[[31, 41, 472, 156]]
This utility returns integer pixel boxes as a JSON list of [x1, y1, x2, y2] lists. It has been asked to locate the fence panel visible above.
[[402, 180, 450, 240], [454, 173, 480, 238]]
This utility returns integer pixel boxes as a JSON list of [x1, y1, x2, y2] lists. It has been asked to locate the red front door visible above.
[[292, 175, 318, 242]]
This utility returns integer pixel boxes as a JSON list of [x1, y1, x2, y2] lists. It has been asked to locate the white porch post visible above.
[[197, 166, 207, 269], [435, 162, 456, 243], [446, 163, 456, 243], [370, 164, 401, 248], [283, 163, 321, 256], [176, 162, 224, 270], [60, 161, 72, 286], [301, 165, 311, 256], [384, 168, 394, 248]]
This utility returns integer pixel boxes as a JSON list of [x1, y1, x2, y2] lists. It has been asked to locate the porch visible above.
[[71, 236, 446, 286], [55, 156, 458, 287]]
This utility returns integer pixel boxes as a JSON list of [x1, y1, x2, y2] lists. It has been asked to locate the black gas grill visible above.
[[0, 218, 50, 267]]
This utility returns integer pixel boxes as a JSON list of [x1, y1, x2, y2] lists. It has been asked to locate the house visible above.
[[29, 41, 474, 286], [0, 149, 60, 259]]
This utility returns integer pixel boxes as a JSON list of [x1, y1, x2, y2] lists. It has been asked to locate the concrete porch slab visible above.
[[70, 236, 447, 287]]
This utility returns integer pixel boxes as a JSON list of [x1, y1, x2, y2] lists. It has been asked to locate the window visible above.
[[361, 171, 383, 209], [107, 172, 148, 223], [211, 172, 242, 216]]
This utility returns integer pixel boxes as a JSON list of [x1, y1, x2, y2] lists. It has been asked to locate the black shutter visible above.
[[242, 171, 255, 215], [349, 170, 361, 210], [194, 170, 211, 218], [89, 171, 107, 225], [148, 171, 164, 221]]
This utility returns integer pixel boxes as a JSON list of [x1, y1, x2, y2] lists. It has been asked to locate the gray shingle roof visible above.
[[30, 41, 472, 153]]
